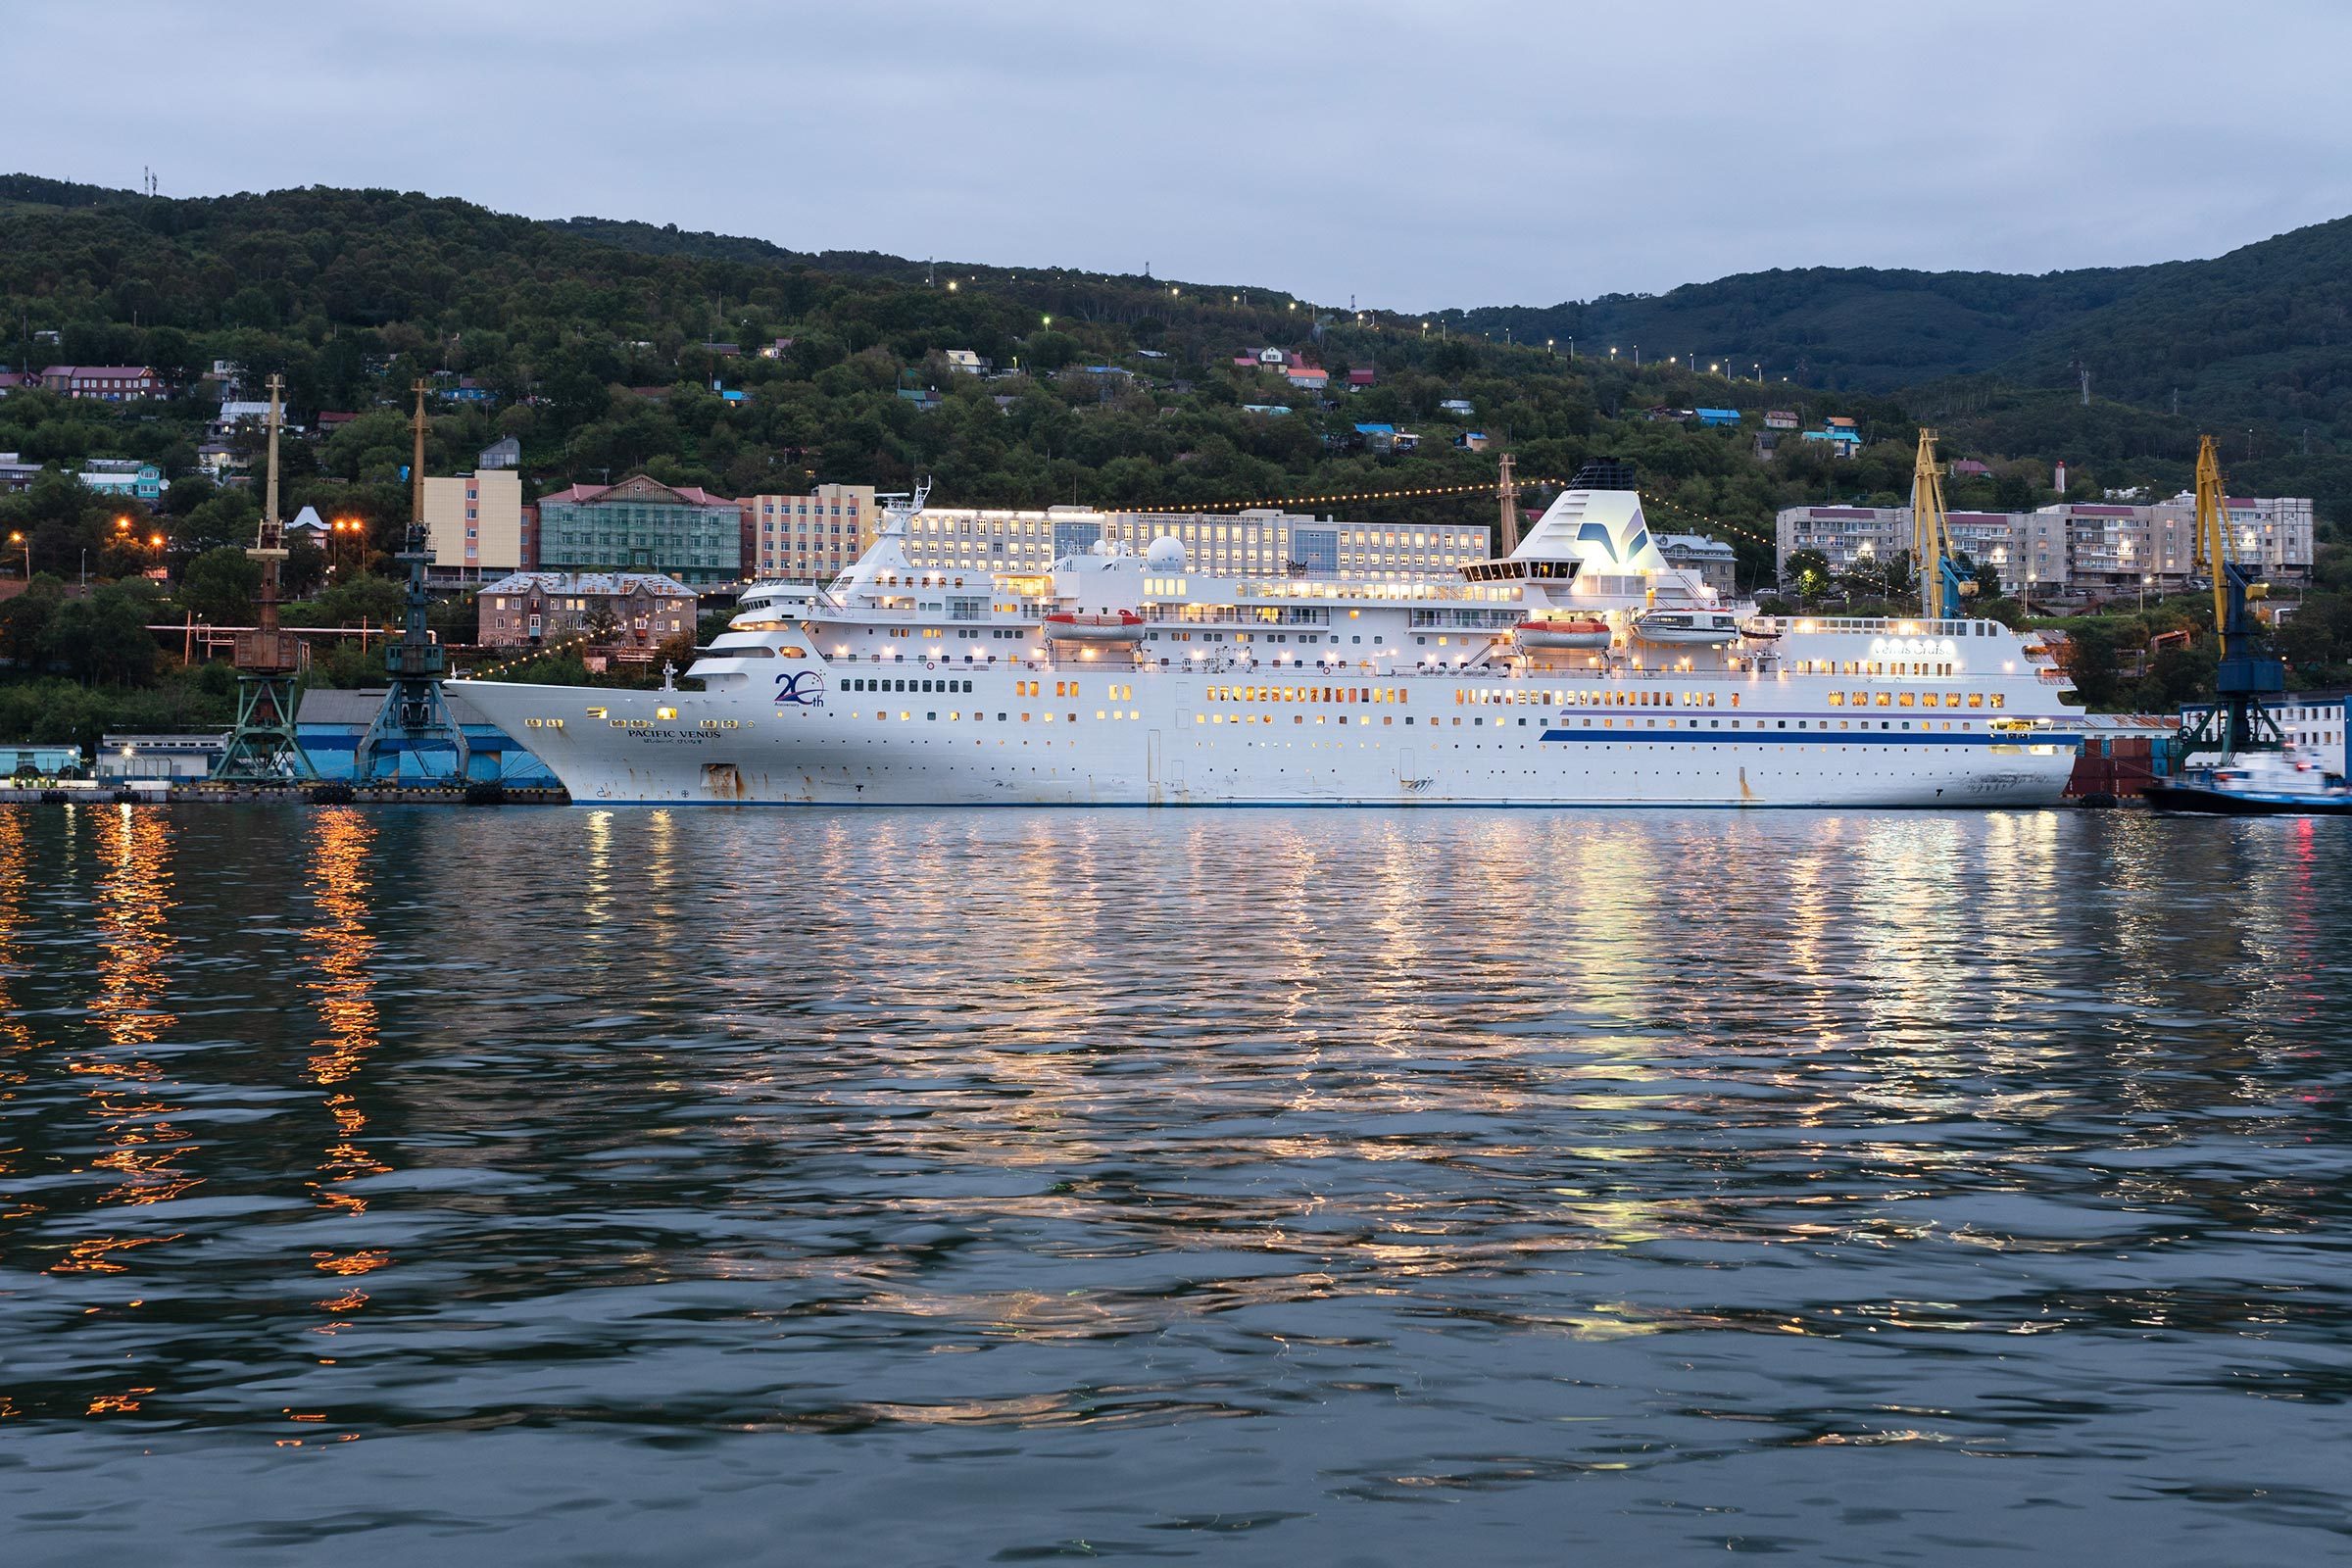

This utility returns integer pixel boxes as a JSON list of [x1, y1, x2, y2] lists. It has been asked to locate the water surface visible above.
[[2, 804, 2349, 1564]]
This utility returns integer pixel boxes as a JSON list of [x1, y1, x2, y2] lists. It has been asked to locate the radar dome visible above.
[[1146, 536, 1188, 568]]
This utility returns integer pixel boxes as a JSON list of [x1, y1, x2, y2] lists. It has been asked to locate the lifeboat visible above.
[[1513, 616, 1611, 651], [1632, 610, 1740, 646], [1043, 611, 1145, 643]]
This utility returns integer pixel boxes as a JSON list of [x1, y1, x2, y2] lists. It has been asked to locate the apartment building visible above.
[[742, 483, 876, 581], [1777, 493, 2316, 598], [423, 467, 524, 574], [535, 474, 742, 586]]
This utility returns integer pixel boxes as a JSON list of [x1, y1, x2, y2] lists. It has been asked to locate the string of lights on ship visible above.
[[1088, 475, 1781, 555]]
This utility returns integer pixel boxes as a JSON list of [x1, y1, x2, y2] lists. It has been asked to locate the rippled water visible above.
[[3, 803, 2350, 1564]]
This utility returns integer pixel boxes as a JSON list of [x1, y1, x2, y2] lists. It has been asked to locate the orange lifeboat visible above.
[[1043, 611, 1146, 643], [1513, 615, 1611, 651]]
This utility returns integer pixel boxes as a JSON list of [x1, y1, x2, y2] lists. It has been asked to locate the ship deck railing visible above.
[[817, 650, 1895, 685]]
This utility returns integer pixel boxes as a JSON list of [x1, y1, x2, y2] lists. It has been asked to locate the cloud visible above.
[[16, 0, 2351, 311]]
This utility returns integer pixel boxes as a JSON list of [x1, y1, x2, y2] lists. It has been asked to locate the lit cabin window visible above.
[[778, 646, 808, 659], [656, 707, 678, 720]]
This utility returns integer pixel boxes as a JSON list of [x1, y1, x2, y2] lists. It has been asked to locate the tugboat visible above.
[[2146, 751, 2352, 815], [2147, 436, 2346, 815]]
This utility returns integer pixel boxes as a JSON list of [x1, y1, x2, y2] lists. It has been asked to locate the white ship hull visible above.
[[450, 672, 2079, 808]]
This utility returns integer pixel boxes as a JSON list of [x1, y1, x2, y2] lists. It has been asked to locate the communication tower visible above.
[[352, 381, 469, 782], [211, 375, 317, 782]]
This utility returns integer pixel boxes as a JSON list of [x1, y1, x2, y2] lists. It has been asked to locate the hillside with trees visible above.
[[0, 174, 2346, 729], [1459, 214, 2352, 444]]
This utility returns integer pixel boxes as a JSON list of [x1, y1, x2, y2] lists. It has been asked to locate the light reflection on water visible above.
[[0, 804, 2349, 1564]]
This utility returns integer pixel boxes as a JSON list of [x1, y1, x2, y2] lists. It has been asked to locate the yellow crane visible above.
[[2179, 434, 2282, 759], [1911, 428, 1968, 619]]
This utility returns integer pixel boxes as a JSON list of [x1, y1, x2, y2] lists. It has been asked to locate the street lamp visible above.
[[6, 531, 24, 580]]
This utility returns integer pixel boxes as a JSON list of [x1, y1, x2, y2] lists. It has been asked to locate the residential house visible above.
[[943, 350, 988, 374], [41, 366, 164, 402], [0, 371, 34, 397], [285, 506, 329, 553], [0, 453, 43, 492], [1655, 532, 1739, 594], [76, 460, 164, 503], [1455, 431, 1491, 453], [1949, 459, 1993, 479], [1438, 399, 1473, 416], [1284, 364, 1329, 391], [1694, 408, 1741, 428], [479, 436, 522, 469], [474, 571, 698, 651], [1347, 367, 1376, 391], [1763, 410, 1799, 430]]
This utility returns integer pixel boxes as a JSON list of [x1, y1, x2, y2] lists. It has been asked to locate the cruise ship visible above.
[[450, 466, 2082, 808]]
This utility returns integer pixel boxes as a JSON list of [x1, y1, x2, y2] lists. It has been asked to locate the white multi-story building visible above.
[[1778, 493, 2315, 598], [753, 501, 1492, 584]]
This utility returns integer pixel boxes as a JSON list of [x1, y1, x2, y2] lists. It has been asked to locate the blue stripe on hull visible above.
[[1539, 728, 2079, 748]]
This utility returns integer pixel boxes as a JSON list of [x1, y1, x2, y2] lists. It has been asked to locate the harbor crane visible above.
[[351, 382, 469, 782], [211, 375, 317, 783], [1911, 428, 1971, 621], [2174, 434, 2283, 760]]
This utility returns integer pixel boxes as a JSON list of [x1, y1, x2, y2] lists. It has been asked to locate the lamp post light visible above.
[[7, 531, 25, 580]]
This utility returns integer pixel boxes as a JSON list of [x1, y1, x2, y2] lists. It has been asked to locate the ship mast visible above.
[[1495, 452, 1518, 556]]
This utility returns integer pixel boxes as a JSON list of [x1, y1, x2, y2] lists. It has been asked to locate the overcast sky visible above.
[[16, 1, 2352, 312]]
